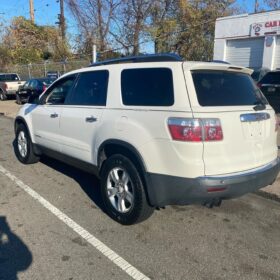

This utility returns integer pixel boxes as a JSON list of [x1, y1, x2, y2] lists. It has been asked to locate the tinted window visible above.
[[260, 72, 280, 84], [43, 76, 76, 105], [192, 71, 267, 106], [5, 74, 19, 81], [67, 71, 108, 106], [121, 68, 174, 106]]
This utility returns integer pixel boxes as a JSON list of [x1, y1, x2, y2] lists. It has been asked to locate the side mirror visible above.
[[28, 95, 39, 104]]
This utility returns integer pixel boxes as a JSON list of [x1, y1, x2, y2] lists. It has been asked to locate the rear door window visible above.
[[67, 70, 109, 106], [192, 71, 267, 106], [259, 72, 280, 84], [121, 68, 174, 106]]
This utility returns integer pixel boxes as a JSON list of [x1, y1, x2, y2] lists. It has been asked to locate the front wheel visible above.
[[0, 91, 6, 101], [100, 154, 154, 225], [15, 124, 40, 164]]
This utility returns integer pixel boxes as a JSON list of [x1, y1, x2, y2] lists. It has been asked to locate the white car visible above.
[[14, 54, 280, 225], [0, 73, 25, 101]]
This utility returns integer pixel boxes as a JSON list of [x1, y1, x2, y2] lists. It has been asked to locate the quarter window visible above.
[[121, 68, 174, 106], [67, 70, 109, 106]]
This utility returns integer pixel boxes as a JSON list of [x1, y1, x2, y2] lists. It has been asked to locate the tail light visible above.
[[257, 83, 262, 88], [168, 118, 223, 142], [3, 83, 7, 90], [42, 85, 47, 92]]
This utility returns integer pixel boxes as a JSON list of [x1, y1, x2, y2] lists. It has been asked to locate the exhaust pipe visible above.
[[202, 198, 222, 208]]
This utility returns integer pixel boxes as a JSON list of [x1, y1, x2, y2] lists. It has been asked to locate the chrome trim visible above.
[[240, 112, 270, 122], [201, 158, 280, 180]]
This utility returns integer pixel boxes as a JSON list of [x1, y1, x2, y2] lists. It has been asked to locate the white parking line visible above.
[[0, 164, 150, 280]]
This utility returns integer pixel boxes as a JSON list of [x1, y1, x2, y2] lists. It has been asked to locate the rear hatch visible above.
[[184, 63, 278, 176], [258, 71, 280, 113]]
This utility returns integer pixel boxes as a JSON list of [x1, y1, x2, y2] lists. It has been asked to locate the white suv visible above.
[[14, 54, 280, 225]]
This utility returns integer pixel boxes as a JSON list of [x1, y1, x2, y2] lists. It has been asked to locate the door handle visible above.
[[85, 116, 97, 123], [50, 113, 58, 118]]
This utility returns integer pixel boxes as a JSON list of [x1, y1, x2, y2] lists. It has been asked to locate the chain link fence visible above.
[[1, 59, 90, 80]]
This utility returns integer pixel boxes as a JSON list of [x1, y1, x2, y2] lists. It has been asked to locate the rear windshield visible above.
[[0, 74, 19, 81], [259, 72, 280, 84], [192, 71, 266, 106]]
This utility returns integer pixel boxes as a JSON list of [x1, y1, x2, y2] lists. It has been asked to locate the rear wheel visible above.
[[100, 154, 154, 225], [15, 124, 40, 164]]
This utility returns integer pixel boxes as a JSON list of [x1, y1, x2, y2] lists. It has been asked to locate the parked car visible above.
[[251, 67, 270, 82], [46, 71, 60, 80], [14, 54, 280, 225], [0, 73, 25, 101], [16, 78, 54, 105], [258, 71, 280, 112]]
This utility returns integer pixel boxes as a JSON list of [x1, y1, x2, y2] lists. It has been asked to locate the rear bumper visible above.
[[6, 90, 17, 96], [146, 158, 280, 207]]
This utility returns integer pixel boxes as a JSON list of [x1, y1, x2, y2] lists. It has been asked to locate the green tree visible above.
[[0, 16, 70, 65]]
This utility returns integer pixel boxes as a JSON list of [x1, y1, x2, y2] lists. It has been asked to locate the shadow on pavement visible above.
[[0, 216, 32, 280], [39, 156, 105, 212]]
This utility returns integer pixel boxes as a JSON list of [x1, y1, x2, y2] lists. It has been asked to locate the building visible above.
[[214, 10, 280, 70]]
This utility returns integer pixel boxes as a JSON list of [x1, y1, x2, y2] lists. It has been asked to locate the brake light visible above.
[[168, 118, 223, 142], [42, 85, 47, 92]]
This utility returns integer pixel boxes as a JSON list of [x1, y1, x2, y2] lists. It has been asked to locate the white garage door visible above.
[[226, 38, 264, 68], [273, 36, 280, 69]]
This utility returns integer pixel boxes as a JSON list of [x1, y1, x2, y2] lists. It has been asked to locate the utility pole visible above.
[[29, 0, 35, 23], [60, 0, 66, 40], [254, 0, 259, 13]]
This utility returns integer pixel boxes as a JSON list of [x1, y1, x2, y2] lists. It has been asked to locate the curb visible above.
[[255, 190, 280, 203]]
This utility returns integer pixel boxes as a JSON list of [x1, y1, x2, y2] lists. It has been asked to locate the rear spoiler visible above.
[[183, 62, 253, 75]]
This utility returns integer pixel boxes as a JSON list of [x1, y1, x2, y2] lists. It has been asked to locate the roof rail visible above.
[[89, 53, 182, 67]]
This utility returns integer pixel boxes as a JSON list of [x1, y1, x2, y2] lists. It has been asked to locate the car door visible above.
[[31, 75, 77, 152], [60, 70, 109, 163]]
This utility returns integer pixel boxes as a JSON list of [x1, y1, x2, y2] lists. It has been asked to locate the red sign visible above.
[[251, 21, 280, 37]]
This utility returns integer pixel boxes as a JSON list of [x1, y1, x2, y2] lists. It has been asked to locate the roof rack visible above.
[[89, 53, 182, 67]]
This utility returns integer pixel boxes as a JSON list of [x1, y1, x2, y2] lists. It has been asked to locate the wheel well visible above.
[[14, 118, 26, 134], [98, 142, 151, 204]]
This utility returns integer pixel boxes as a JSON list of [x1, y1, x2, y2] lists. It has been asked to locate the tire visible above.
[[100, 154, 154, 225], [15, 124, 40, 164], [0, 91, 6, 101], [16, 94, 22, 105]]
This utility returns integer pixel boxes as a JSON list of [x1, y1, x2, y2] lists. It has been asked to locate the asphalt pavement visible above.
[[1, 115, 280, 280]]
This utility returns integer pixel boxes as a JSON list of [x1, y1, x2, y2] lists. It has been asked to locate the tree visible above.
[[264, 0, 280, 9], [66, 0, 120, 59], [0, 16, 70, 65], [170, 0, 236, 61]]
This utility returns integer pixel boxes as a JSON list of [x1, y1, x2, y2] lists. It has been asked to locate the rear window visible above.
[[259, 72, 280, 84], [121, 68, 174, 106], [192, 71, 266, 106]]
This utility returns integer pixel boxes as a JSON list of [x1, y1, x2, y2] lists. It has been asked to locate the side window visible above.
[[41, 75, 76, 105], [67, 70, 109, 106], [30, 80, 38, 89], [23, 81, 30, 89], [121, 68, 174, 106]]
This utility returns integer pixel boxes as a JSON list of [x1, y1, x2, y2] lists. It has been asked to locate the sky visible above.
[[0, 0, 271, 53], [0, 0, 265, 29]]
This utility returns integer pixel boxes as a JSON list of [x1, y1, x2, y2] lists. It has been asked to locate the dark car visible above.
[[251, 67, 270, 82], [258, 71, 280, 112], [16, 78, 54, 104]]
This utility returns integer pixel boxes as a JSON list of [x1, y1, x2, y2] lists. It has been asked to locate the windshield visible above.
[[192, 70, 268, 106], [259, 72, 280, 84]]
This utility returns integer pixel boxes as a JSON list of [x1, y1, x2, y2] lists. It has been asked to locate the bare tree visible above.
[[264, 0, 280, 9], [66, 0, 120, 57]]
